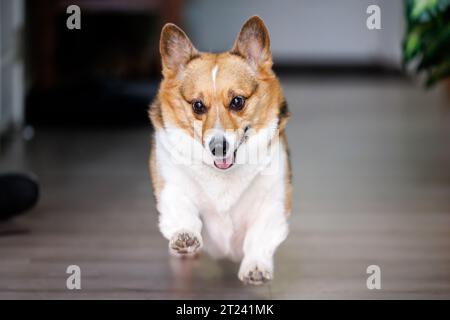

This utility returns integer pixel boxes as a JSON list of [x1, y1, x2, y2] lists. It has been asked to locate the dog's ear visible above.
[[160, 23, 198, 74], [231, 16, 272, 69]]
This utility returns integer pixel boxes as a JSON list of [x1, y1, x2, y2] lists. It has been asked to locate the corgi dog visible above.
[[149, 16, 291, 285]]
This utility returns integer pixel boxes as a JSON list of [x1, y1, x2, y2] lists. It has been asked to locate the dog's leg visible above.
[[158, 184, 203, 258], [238, 202, 288, 285]]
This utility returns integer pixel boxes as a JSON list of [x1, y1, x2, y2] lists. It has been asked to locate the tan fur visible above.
[[150, 56, 285, 136]]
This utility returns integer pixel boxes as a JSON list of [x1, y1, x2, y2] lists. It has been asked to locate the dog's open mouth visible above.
[[214, 155, 234, 170], [213, 148, 239, 170]]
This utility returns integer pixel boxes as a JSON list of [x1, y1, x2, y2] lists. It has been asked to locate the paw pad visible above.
[[169, 231, 201, 257], [240, 265, 273, 285]]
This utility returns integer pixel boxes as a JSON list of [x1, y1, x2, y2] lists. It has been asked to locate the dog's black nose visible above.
[[209, 136, 229, 157]]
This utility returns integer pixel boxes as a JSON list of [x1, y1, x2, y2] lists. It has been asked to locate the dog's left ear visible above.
[[231, 16, 272, 69]]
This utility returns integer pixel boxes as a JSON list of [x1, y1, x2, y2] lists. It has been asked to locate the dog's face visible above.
[[156, 16, 288, 170]]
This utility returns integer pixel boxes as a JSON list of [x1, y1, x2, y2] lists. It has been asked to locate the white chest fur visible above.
[[154, 128, 287, 259]]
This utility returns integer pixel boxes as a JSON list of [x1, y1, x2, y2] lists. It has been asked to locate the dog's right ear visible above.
[[160, 23, 198, 74]]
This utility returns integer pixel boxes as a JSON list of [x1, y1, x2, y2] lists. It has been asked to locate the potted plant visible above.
[[403, 0, 450, 87]]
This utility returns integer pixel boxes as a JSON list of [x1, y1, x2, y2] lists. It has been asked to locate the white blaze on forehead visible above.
[[211, 65, 219, 92], [211, 64, 221, 128]]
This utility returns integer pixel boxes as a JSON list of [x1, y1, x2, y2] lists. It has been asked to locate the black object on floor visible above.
[[0, 173, 39, 221]]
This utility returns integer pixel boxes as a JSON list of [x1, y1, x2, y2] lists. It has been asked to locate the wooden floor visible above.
[[1, 76, 450, 299]]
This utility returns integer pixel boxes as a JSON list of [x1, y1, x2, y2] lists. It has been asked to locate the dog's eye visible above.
[[192, 100, 207, 114], [229, 96, 245, 111]]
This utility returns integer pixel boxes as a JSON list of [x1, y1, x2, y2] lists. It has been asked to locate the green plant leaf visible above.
[[404, 31, 421, 61], [411, 0, 438, 22], [403, 0, 450, 86]]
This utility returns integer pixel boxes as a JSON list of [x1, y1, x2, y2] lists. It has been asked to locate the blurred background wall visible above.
[[185, 0, 404, 67], [0, 0, 25, 134]]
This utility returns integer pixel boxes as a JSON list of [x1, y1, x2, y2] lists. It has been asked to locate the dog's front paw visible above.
[[169, 230, 202, 258], [238, 259, 273, 285]]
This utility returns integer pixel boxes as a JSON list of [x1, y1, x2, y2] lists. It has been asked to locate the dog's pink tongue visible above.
[[214, 158, 233, 169]]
